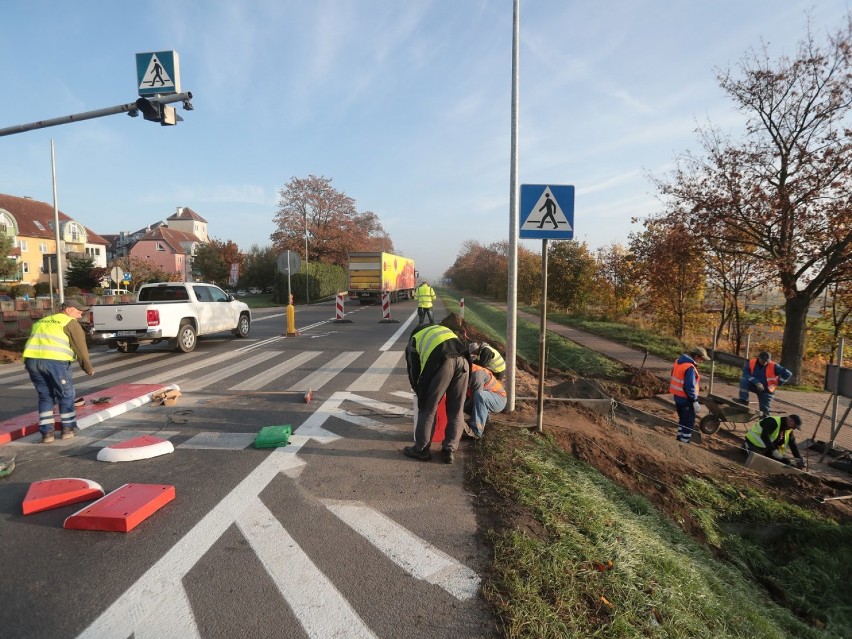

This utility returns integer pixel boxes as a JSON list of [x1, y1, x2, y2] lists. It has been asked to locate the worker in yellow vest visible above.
[[404, 323, 469, 464], [468, 342, 506, 380], [22, 300, 95, 443], [414, 280, 437, 325], [744, 414, 805, 468]]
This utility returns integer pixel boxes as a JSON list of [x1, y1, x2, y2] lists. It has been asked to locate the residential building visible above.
[[0, 194, 108, 287]]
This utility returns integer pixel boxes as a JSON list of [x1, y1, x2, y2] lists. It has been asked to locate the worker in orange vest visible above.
[[734, 351, 793, 417], [669, 346, 708, 444], [463, 364, 507, 438]]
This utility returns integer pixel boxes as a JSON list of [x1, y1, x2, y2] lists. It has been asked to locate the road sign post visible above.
[[277, 251, 302, 305]]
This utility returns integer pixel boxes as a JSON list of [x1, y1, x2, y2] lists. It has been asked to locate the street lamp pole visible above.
[[304, 211, 309, 304]]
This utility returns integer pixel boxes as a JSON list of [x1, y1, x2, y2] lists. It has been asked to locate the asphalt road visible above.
[[0, 299, 497, 639]]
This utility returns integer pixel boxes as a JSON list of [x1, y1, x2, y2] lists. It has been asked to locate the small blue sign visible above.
[[519, 184, 575, 240], [136, 51, 181, 96]]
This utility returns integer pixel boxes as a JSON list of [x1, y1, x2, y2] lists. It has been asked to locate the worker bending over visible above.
[[468, 342, 506, 380], [744, 414, 804, 469]]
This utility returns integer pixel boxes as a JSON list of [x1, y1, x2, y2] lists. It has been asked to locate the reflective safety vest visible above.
[[413, 325, 457, 372], [669, 360, 700, 398], [749, 359, 780, 392], [22, 313, 75, 362], [414, 284, 435, 308], [746, 417, 791, 452], [480, 344, 506, 374], [471, 364, 507, 397]]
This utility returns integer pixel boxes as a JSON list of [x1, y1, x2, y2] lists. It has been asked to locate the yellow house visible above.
[[0, 194, 108, 288]]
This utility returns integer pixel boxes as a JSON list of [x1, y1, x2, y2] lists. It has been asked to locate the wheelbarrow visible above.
[[697, 394, 762, 435]]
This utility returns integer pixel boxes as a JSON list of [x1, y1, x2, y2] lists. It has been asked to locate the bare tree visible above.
[[657, 18, 852, 381]]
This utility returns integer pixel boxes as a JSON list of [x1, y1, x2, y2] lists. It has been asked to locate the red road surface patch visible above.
[[22, 478, 105, 515], [64, 483, 176, 532], [0, 384, 171, 445]]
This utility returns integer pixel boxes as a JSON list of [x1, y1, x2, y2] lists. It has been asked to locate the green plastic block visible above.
[[254, 425, 292, 449]]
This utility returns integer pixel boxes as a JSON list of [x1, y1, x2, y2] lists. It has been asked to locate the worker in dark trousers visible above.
[[669, 347, 708, 444], [404, 323, 469, 464], [735, 351, 793, 417], [414, 280, 437, 325], [744, 414, 805, 468]]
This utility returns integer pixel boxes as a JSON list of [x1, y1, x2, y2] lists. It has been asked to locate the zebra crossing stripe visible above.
[[346, 350, 404, 392], [229, 351, 321, 391], [181, 350, 279, 392], [287, 352, 362, 392], [324, 500, 481, 601], [72, 352, 208, 391], [237, 498, 378, 639]]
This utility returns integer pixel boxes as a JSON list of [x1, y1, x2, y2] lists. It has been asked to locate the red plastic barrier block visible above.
[[64, 483, 175, 532], [22, 478, 105, 515], [433, 395, 448, 443]]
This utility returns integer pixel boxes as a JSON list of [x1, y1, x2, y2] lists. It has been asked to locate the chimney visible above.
[[176, 206, 184, 216]]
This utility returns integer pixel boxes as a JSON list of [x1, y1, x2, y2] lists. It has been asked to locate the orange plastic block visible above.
[[22, 478, 105, 515], [63, 483, 175, 532], [304, 388, 313, 403]]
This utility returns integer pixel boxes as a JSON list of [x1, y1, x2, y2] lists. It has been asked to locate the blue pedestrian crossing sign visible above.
[[136, 51, 182, 96], [519, 184, 574, 239]]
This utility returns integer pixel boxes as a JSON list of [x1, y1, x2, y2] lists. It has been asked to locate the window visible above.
[[18, 240, 28, 251], [34, 220, 46, 231], [69, 224, 80, 242], [39, 242, 47, 253], [156, 242, 165, 252], [22, 262, 29, 274]]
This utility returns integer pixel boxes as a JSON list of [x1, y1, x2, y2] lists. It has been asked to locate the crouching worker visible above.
[[744, 414, 805, 469], [404, 324, 470, 464], [468, 342, 506, 380], [463, 364, 507, 438]]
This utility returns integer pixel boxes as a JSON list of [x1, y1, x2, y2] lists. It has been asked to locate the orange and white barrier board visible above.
[[97, 435, 175, 463], [22, 478, 105, 515], [64, 483, 176, 532]]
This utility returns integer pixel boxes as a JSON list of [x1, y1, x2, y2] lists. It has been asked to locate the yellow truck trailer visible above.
[[348, 252, 417, 304]]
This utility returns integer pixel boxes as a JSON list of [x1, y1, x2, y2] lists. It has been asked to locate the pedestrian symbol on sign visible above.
[[140, 54, 173, 89]]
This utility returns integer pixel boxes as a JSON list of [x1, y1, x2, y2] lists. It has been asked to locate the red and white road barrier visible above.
[[381, 292, 392, 320], [460, 298, 465, 319], [335, 293, 345, 320]]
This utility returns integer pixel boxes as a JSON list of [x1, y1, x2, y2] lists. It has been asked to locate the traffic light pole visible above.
[[0, 92, 193, 137]]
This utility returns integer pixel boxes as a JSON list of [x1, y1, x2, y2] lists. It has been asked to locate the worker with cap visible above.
[[744, 414, 805, 468], [468, 341, 506, 380], [22, 299, 95, 443], [669, 346, 708, 444], [734, 351, 793, 417], [414, 279, 437, 325]]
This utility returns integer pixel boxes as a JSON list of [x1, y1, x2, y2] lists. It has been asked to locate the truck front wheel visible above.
[[176, 322, 197, 353], [232, 313, 250, 337]]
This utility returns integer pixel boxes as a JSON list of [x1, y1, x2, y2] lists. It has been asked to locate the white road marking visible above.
[[179, 431, 257, 450], [229, 351, 321, 391], [135, 350, 235, 385], [71, 352, 208, 390], [379, 311, 418, 351], [181, 350, 280, 391], [287, 351, 362, 391], [237, 498, 378, 639], [325, 500, 481, 601], [347, 350, 404, 391]]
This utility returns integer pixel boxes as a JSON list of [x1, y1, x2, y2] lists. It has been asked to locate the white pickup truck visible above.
[[90, 282, 251, 353]]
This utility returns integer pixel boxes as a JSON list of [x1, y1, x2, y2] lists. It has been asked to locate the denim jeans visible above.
[[417, 306, 434, 325], [738, 378, 774, 415], [24, 358, 77, 435], [469, 389, 507, 435]]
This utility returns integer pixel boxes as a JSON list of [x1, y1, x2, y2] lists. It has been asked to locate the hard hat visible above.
[[758, 351, 771, 363]]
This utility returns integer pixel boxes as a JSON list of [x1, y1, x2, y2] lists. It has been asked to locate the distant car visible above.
[[236, 289, 248, 296], [0, 294, 12, 302], [248, 287, 262, 295]]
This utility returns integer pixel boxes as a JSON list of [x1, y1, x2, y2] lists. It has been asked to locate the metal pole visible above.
[[304, 212, 309, 305], [745, 334, 751, 359], [0, 92, 193, 137], [506, 0, 520, 412], [708, 327, 718, 396], [536, 240, 548, 433], [51, 140, 65, 304]]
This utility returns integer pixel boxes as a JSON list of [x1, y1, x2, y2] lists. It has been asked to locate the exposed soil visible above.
[[441, 313, 852, 534]]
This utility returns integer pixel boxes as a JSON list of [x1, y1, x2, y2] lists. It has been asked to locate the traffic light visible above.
[[134, 97, 161, 122], [134, 98, 183, 126]]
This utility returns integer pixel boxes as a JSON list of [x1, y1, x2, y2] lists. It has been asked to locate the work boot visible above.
[[403, 445, 431, 461], [41, 431, 55, 444], [442, 449, 455, 464], [60, 427, 77, 440]]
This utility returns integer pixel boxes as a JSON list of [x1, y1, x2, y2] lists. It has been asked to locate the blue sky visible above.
[[1, 1, 849, 281]]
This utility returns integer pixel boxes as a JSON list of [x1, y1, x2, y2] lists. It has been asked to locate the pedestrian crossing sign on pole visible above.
[[519, 184, 574, 239], [136, 51, 181, 97]]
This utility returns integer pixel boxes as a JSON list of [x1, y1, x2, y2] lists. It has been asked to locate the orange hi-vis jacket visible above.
[[748, 359, 780, 392], [469, 364, 507, 397], [669, 360, 700, 399]]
